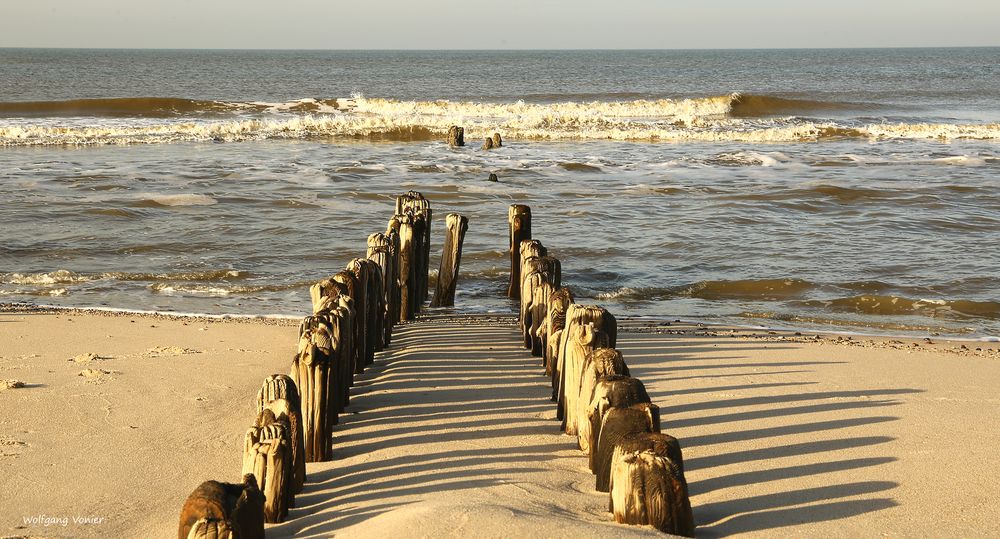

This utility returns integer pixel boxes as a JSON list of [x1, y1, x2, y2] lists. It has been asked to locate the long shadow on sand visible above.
[[618, 330, 921, 536]]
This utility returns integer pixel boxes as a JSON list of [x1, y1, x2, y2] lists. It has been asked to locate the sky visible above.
[[1, 0, 999, 50]]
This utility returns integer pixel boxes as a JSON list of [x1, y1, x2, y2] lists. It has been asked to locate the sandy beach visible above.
[[3, 308, 999, 537]]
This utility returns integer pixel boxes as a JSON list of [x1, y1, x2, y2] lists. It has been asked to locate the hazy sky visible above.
[[2, 0, 998, 49]]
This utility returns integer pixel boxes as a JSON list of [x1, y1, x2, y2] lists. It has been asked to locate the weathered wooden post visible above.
[[337, 296, 357, 408], [609, 443, 693, 537], [448, 125, 465, 147], [482, 137, 495, 150], [506, 204, 532, 299], [431, 213, 469, 307], [385, 218, 402, 327], [545, 287, 574, 381], [397, 213, 416, 321], [594, 403, 660, 492], [525, 279, 554, 356], [492, 133, 503, 147], [556, 304, 617, 425], [561, 322, 610, 434], [576, 348, 630, 454], [177, 475, 265, 539], [348, 258, 379, 365], [410, 210, 427, 314], [255, 375, 305, 494], [401, 192, 432, 305], [518, 240, 547, 298], [332, 270, 364, 375], [583, 375, 653, 470], [368, 232, 396, 346], [241, 410, 292, 523], [292, 316, 334, 462], [488, 173, 499, 182], [521, 254, 560, 355]]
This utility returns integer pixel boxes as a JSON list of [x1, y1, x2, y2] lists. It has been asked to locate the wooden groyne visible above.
[[177, 191, 470, 538], [176, 191, 693, 536], [510, 203, 695, 536]]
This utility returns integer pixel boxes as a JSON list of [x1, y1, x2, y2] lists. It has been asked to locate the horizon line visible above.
[[1, 45, 999, 52]]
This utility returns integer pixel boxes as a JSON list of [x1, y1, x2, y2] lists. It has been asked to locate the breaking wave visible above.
[[594, 279, 1000, 321], [0, 97, 342, 118], [2, 269, 250, 285], [3, 93, 998, 146]]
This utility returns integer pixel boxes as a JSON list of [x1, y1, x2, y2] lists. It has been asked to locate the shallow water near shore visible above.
[[1, 48, 999, 337]]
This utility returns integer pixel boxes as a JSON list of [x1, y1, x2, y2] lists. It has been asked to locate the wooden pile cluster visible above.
[[508, 204, 695, 537], [179, 192, 466, 539]]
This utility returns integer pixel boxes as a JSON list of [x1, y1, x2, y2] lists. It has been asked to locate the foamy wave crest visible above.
[[0, 97, 343, 118], [3, 94, 1000, 146], [2, 269, 249, 285]]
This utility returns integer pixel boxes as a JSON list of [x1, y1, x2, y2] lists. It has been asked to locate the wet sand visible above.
[[2, 310, 999, 537]]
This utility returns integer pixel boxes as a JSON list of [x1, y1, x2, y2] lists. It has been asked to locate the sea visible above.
[[1, 48, 998, 338]]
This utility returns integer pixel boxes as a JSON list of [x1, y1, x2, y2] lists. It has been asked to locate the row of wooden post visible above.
[[508, 204, 695, 537], [179, 192, 468, 539]]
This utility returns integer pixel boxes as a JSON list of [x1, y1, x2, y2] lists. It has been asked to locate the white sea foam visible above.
[[932, 155, 989, 166], [2, 95, 1000, 146], [147, 194, 218, 206], [3, 270, 92, 285]]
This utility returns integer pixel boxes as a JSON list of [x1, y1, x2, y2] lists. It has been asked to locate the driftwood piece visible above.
[[292, 316, 335, 462], [481, 137, 494, 150], [488, 173, 499, 182], [241, 410, 292, 523], [609, 446, 694, 536], [584, 375, 653, 472], [397, 213, 416, 321], [576, 349, 630, 453], [447, 125, 465, 147], [492, 133, 503, 147], [545, 287, 574, 379], [556, 304, 617, 425], [431, 213, 469, 307], [255, 375, 305, 493], [594, 403, 660, 492], [368, 232, 396, 346], [506, 204, 531, 299], [177, 475, 264, 539]]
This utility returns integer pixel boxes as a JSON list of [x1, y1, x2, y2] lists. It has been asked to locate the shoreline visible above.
[[5, 301, 999, 348]]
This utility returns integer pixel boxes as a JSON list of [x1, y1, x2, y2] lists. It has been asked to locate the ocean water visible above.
[[1, 48, 999, 337]]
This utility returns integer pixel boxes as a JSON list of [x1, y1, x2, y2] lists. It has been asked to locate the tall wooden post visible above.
[[431, 213, 469, 307], [506, 204, 531, 299], [448, 126, 465, 147], [397, 213, 415, 321], [410, 211, 426, 315]]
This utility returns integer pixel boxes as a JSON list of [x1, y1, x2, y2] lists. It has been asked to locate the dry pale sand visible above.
[[2, 310, 999, 538]]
